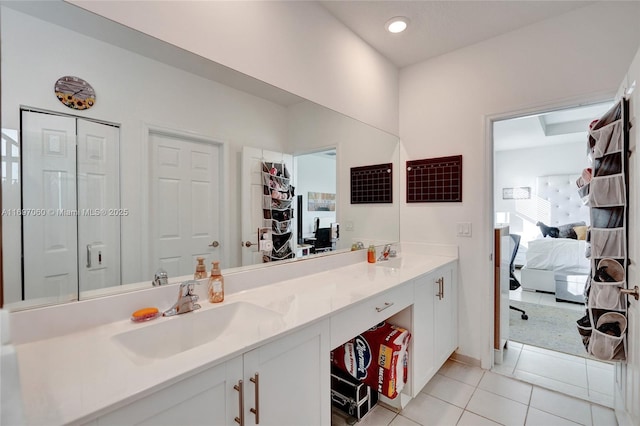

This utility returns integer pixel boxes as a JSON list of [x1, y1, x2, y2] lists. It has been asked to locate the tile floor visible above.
[[331, 359, 618, 426]]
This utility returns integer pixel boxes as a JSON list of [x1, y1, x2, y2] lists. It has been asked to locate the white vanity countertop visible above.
[[14, 249, 456, 425]]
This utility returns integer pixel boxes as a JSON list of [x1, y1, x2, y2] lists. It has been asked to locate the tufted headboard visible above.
[[536, 174, 590, 227]]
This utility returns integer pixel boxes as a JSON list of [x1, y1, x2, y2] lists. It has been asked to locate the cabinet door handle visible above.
[[250, 373, 260, 424], [234, 379, 244, 425], [436, 277, 444, 300], [375, 302, 394, 312], [86, 244, 92, 268]]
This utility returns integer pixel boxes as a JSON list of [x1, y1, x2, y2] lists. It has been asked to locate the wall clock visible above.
[[54, 76, 96, 110]]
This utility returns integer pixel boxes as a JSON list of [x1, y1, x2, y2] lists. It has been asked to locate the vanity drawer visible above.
[[330, 283, 413, 348]]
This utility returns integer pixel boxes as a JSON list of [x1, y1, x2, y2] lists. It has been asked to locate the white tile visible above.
[[422, 373, 476, 408], [478, 371, 532, 404], [508, 341, 524, 350], [399, 393, 463, 426], [389, 415, 421, 426], [466, 388, 528, 426], [586, 358, 614, 371], [522, 345, 587, 365], [525, 407, 583, 426], [516, 348, 588, 388], [438, 359, 485, 387], [587, 364, 614, 395], [530, 387, 592, 425], [591, 404, 617, 426], [513, 370, 590, 401], [358, 405, 398, 426], [587, 390, 614, 408], [492, 362, 517, 377], [457, 411, 501, 426]]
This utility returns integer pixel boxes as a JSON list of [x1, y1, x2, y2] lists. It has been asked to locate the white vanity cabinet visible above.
[[92, 359, 241, 425], [91, 320, 329, 426], [410, 262, 458, 396]]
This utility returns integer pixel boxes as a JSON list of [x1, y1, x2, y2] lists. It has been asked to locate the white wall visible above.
[[494, 141, 589, 240], [295, 154, 337, 236], [399, 2, 640, 364], [1, 7, 288, 301], [69, 0, 400, 136]]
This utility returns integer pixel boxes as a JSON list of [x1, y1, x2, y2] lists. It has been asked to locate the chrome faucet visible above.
[[378, 244, 392, 261], [152, 268, 168, 287], [163, 280, 201, 316]]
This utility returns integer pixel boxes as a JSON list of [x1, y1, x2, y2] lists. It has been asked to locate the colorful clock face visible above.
[[54, 76, 96, 110]]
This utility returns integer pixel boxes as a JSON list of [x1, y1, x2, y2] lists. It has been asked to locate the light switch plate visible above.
[[457, 222, 472, 237]]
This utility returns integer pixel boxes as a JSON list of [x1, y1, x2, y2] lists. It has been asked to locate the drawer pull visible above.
[[375, 302, 394, 312], [234, 379, 244, 425]]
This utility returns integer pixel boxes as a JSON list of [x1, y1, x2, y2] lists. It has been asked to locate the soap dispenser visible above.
[[208, 261, 224, 303], [194, 257, 207, 280]]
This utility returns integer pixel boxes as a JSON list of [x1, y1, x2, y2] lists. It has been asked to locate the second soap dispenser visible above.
[[194, 257, 207, 280], [208, 261, 224, 303]]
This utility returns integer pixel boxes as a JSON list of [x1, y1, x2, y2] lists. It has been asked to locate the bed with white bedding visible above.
[[519, 174, 590, 300]]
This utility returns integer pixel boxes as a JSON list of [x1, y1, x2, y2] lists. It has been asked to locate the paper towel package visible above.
[[331, 321, 411, 399]]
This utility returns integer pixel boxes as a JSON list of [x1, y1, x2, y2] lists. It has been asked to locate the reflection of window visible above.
[[2, 128, 20, 185]]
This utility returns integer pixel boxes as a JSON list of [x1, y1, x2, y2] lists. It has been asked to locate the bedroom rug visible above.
[[509, 301, 588, 358]]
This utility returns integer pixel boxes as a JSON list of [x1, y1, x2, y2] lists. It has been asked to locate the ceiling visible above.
[[493, 101, 613, 152], [319, 1, 594, 68]]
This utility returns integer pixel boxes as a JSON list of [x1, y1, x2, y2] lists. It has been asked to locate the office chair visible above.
[[313, 228, 333, 253], [509, 234, 528, 320]]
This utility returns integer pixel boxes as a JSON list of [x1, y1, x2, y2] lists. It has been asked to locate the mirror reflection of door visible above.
[[148, 131, 223, 278], [295, 149, 337, 255], [241, 146, 294, 266], [21, 110, 121, 303]]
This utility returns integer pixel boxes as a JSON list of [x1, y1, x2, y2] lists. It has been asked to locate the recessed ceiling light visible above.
[[386, 17, 409, 34]]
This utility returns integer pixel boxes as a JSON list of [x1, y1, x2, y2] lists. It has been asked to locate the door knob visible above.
[[209, 241, 220, 248], [243, 241, 257, 248], [621, 286, 639, 301]]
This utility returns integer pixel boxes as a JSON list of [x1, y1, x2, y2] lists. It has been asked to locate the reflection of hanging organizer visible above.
[[261, 161, 295, 263], [577, 99, 630, 361]]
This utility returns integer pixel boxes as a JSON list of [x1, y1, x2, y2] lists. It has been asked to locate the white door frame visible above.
[[481, 91, 617, 370], [140, 123, 229, 279]]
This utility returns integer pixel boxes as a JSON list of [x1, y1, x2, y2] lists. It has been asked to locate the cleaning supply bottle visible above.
[[194, 257, 207, 280], [208, 261, 224, 303]]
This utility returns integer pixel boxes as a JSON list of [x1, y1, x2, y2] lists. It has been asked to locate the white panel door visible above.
[[22, 111, 78, 301], [240, 146, 293, 266], [616, 92, 640, 424], [149, 132, 222, 278], [77, 119, 121, 293]]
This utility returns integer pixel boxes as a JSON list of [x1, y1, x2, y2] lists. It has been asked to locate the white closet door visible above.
[[240, 146, 293, 266], [77, 119, 121, 293], [149, 132, 222, 278], [22, 111, 78, 301]]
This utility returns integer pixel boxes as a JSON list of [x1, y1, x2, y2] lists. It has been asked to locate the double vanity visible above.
[[10, 243, 458, 425]]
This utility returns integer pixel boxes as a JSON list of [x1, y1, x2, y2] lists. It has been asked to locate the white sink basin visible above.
[[112, 302, 284, 361], [375, 257, 403, 269]]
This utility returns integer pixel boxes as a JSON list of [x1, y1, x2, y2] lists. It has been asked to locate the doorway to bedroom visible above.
[[491, 101, 615, 406]]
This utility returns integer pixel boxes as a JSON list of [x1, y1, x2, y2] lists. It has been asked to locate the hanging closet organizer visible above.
[[261, 161, 295, 263], [577, 99, 631, 361]]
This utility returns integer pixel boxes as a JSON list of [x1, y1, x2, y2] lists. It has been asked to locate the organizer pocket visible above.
[[589, 174, 626, 207], [591, 206, 625, 228], [590, 119, 623, 159], [589, 281, 626, 311], [588, 312, 626, 361], [262, 171, 291, 192], [263, 218, 292, 235], [591, 228, 626, 258], [594, 154, 622, 177], [263, 209, 292, 222], [262, 195, 293, 210]]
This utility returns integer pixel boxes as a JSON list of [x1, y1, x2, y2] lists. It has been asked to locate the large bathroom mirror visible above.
[[0, 1, 400, 310]]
